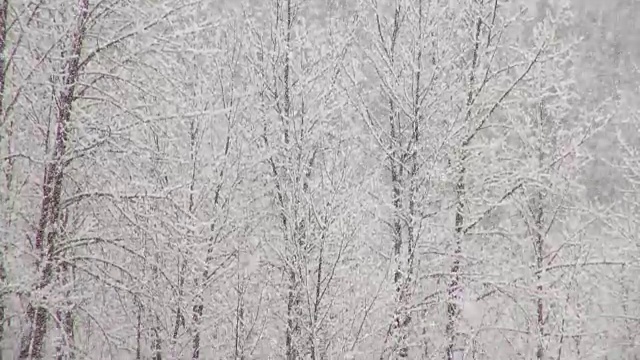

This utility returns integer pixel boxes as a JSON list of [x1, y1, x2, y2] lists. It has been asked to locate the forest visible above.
[[1, 0, 639, 359]]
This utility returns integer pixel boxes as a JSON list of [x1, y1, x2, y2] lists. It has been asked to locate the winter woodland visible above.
[[1, 0, 639, 358]]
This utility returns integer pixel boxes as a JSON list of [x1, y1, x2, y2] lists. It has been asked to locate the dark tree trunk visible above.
[[152, 319, 162, 360], [135, 300, 142, 360], [285, 270, 300, 360], [0, 1, 9, 357], [534, 191, 545, 360], [445, 11, 482, 359], [192, 302, 203, 359], [18, 0, 89, 357], [445, 168, 464, 360], [278, 0, 303, 358]]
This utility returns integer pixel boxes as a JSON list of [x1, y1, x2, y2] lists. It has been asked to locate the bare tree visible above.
[[3, 0, 639, 358], [19, 1, 89, 357], [246, 0, 361, 358]]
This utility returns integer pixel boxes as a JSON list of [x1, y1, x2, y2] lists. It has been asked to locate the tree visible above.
[[18, 1, 89, 357], [247, 0, 363, 357], [2, 0, 638, 358]]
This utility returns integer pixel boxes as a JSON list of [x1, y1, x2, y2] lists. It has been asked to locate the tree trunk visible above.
[[278, 1, 302, 358], [446, 167, 464, 360], [18, 1, 89, 357], [234, 268, 246, 360], [173, 257, 186, 343], [192, 302, 203, 359], [534, 192, 545, 360], [0, 0, 9, 356], [55, 257, 75, 360], [152, 316, 162, 360], [286, 270, 300, 360], [136, 299, 142, 360], [445, 11, 482, 359]]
